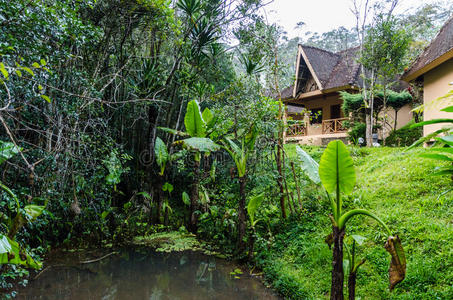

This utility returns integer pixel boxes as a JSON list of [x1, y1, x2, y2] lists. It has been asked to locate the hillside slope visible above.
[[257, 146, 452, 299]]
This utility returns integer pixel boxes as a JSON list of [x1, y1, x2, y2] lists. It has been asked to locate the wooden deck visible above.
[[285, 132, 348, 146], [285, 117, 349, 145]]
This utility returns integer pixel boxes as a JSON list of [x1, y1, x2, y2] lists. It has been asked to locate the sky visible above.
[[262, 0, 441, 39]]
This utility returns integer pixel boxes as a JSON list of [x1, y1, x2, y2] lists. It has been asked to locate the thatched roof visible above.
[[301, 46, 341, 88], [402, 16, 453, 81], [285, 45, 362, 100], [280, 85, 294, 100], [324, 47, 361, 90]]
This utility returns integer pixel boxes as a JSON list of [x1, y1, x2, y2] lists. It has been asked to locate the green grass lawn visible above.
[[257, 145, 452, 299]]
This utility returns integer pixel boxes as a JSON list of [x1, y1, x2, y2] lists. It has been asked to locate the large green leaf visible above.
[[247, 193, 265, 227], [202, 108, 214, 125], [0, 236, 42, 269], [222, 138, 246, 177], [296, 146, 320, 184], [0, 235, 12, 254], [351, 234, 366, 246], [24, 205, 45, 222], [182, 191, 190, 206], [184, 100, 206, 137], [436, 135, 453, 146], [441, 105, 453, 113], [244, 125, 258, 151], [410, 118, 453, 128], [319, 140, 356, 195], [154, 137, 169, 175], [158, 127, 190, 137], [0, 140, 21, 165], [182, 137, 220, 152]]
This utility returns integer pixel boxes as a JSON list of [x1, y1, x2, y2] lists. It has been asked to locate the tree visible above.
[[360, 14, 411, 144], [221, 125, 258, 253], [352, 0, 410, 146], [160, 100, 219, 232]]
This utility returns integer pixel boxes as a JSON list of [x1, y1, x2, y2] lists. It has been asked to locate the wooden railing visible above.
[[322, 118, 348, 134], [286, 121, 307, 136]]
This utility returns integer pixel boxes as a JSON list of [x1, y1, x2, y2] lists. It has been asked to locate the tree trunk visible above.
[[276, 144, 286, 218], [331, 225, 346, 300], [248, 228, 256, 261], [393, 110, 398, 131], [291, 161, 303, 211], [237, 176, 248, 253], [348, 271, 357, 300], [365, 113, 372, 147], [189, 157, 200, 233], [163, 206, 169, 226], [154, 176, 163, 224]]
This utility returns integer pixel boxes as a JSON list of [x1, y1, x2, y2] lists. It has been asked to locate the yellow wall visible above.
[[297, 93, 344, 135], [379, 104, 413, 139], [423, 58, 453, 136]]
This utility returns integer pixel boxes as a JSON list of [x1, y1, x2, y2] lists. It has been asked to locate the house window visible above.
[[331, 104, 342, 119], [310, 108, 322, 124]]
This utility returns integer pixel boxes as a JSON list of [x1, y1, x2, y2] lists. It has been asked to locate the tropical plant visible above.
[[221, 124, 258, 253], [246, 192, 265, 259], [0, 141, 44, 270], [160, 100, 220, 232], [297, 141, 405, 299], [343, 235, 367, 300]]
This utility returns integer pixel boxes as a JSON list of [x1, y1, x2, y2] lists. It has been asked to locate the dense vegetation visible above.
[[0, 0, 452, 299]]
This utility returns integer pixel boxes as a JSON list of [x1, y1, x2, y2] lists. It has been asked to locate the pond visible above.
[[17, 249, 280, 300]]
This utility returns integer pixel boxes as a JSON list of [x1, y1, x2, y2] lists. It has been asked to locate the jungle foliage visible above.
[[0, 0, 451, 299]]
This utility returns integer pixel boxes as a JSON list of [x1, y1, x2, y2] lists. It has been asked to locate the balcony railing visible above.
[[322, 118, 348, 134], [286, 121, 307, 136]]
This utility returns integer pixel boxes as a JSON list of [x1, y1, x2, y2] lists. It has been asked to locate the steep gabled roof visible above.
[[291, 45, 362, 98], [324, 47, 361, 90], [301, 46, 340, 88], [402, 16, 453, 82], [280, 85, 294, 100]]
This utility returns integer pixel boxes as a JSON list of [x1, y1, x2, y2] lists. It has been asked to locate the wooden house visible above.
[[283, 44, 413, 145]]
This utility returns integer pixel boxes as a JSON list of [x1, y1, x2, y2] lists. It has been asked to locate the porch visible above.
[[285, 117, 349, 145]]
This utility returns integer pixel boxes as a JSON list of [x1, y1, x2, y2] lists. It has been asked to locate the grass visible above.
[[257, 145, 453, 299]]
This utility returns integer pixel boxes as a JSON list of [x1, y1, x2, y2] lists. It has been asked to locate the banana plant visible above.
[[152, 137, 169, 223], [0, 141, 44, 270], [343, 235, 367, 300], [246, 192, 265, 259], [221, 125, 258, 253], [318, 140, 405, 299], [159, 100, 219, 232]]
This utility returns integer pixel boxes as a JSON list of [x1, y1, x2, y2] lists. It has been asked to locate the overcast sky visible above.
[[262, 0, 442, 39]]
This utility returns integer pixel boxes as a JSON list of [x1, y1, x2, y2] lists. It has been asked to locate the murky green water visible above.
[[17, 249, 280, 300]]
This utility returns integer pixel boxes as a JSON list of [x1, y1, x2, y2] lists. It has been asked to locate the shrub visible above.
[[344, 121, 366, 145], [385, 121, 423, 146]]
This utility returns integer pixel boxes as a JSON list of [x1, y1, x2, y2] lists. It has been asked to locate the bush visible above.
[[385, 121, 423, 146], [345, 121, 366, 144]]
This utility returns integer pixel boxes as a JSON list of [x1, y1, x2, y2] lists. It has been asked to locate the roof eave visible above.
[[402, 48, 453, 82], [282, 85, 358, 103]]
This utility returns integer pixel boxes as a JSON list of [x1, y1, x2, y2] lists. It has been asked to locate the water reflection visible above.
[[17, 250, 279, 300]]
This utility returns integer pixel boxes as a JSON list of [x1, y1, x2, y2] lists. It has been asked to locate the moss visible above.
[[133, 232, 201, 252]]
